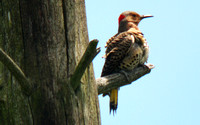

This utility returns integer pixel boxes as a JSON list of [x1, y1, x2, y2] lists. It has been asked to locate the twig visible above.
[[0, 48, 32, 96], [96, 64, 155, 95], [70, 39, 101, 90]]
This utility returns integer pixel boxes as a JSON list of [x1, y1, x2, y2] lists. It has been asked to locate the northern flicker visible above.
[[101, 11, 153, 114]]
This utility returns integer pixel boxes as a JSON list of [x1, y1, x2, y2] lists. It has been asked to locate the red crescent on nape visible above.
[[118, 14, 125, 24]]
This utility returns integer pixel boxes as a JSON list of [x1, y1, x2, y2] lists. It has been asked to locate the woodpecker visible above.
[[101, 11, 153, 114]]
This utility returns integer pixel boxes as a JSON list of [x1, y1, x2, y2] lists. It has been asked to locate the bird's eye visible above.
[[132, 14, 136, 17]]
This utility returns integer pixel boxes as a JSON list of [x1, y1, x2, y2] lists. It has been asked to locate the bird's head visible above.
[[118, 11, 153, 33]]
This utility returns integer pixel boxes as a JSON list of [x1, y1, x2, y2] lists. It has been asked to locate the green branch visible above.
[[0, 48, 32, 96], [70, 39, 100, 90]]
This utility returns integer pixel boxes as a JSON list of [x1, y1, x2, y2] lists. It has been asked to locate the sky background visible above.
[[85, 0, 200, 125]]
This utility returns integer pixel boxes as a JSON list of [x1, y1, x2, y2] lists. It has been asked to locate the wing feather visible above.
[[101, 33, 134, 76]]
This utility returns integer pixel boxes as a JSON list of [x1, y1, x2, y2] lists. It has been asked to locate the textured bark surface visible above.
[[0, 0, 100, 125], [0, 0, 32, 124], [62, 0, 100, 124], [97, 64, 154, 95]]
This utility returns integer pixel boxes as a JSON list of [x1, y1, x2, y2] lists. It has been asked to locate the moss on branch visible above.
[[0, 48, 32, 96], [70, 39, 101, 90]]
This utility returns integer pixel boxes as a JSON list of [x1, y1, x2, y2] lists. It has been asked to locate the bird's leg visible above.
[[120, 70, 132, 82], [139, 64, 148, 69]]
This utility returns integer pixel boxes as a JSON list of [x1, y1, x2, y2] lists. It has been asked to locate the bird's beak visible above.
[[140, 15, 153, 20]]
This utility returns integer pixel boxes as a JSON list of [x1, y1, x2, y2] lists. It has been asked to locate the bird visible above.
[[101, 11, 153, 114]]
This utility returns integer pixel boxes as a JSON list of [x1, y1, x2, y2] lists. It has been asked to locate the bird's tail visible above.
[[110, 89, 118, 114]]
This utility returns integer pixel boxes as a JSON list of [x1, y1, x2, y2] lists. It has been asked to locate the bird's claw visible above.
[[120, 70, 132, 82]]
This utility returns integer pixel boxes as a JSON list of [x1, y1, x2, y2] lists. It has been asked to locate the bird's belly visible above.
[[119, 46, 142, 70], [119, 56, 140, 70], [119, 43, 149, 70]]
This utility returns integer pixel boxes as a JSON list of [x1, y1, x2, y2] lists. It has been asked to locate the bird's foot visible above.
[[139, 64, 149, 69], [120, 70, 132, 82]]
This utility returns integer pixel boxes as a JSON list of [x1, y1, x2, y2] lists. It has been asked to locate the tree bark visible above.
[[0, 0, 154, 124], [96, 64, 154, 95], [0, 0, 32, 124], [0, 0, 100, 125]]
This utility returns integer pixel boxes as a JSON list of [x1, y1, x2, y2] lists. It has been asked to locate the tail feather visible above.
[[110, 89, 118, 115]]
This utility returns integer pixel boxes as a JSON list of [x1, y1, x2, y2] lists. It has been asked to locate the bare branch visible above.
[[70, 39, 101, 90], [0, 48, 32, 96], [96, 64, 154, 95]]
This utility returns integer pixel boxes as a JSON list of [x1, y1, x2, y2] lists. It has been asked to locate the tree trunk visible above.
[[0, 0, 100, 124]]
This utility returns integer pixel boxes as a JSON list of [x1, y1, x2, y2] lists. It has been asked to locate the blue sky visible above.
[[86, 0, 200, 125]]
